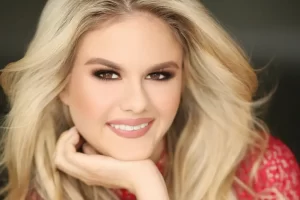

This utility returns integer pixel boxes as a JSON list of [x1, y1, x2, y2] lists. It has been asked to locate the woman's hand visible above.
[[54, 127, 169, 200]]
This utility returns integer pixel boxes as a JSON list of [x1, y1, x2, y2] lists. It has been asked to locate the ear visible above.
[[59, 88, 70, 106], [59, 74, 72, 105]]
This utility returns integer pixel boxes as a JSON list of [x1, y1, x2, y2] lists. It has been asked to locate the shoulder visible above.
[[260, 136, 299, 177], [235, 135, 300, 199], [259, 136, 300, 198]]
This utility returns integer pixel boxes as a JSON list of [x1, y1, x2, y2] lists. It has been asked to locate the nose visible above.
[[119, 81, 149, 113]]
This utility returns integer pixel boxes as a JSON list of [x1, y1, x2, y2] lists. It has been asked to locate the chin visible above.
[[109, 149, 152, 161]]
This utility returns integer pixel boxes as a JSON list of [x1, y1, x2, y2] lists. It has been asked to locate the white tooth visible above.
[[111, 122, 149, 131]]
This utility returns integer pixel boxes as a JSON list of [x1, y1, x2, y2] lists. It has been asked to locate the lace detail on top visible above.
[[235, 136, 300, 199]]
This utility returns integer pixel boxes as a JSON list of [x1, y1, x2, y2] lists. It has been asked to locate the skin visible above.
[[56, 12, 183, 198], [60, 12, 183, 161]]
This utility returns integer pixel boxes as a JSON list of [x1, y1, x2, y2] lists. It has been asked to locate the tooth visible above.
[[125, 125, 130, 131], [110, 122, 149, 131]]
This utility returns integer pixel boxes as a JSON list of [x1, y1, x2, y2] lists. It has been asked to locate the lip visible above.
[[106, 118, 154, 126], [106, 118, 154, 139]]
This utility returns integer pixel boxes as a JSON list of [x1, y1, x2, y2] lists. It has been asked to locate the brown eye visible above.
[[147, 73, 163, 80], [101, 72, 118, 79], [92, 70, 120, 80], [146, 72, 173, 81]]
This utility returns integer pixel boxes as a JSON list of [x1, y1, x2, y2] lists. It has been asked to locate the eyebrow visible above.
[[84, 57, 180, 71]]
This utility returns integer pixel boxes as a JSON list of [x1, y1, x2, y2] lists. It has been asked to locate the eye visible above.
[[146, 72, 173, 81], [92, 70, 120, 80]]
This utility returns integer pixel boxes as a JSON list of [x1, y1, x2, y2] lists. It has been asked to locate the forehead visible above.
[[75, 13, 183, 67]]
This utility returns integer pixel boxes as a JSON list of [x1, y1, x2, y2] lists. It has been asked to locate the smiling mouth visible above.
[[106, 118, 154, 139], [109, 122, 149, 131]]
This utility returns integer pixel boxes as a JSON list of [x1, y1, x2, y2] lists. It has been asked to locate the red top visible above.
[[28, 136, 300, 200], [234, 136, 300, 199]]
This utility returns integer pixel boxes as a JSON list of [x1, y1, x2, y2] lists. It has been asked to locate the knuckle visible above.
[[58, 130, 71, 140], [53, 152, 67, 168], [83, 180, 93, 186], [54, 156, 62, 167], [62, 129, 70, 135]]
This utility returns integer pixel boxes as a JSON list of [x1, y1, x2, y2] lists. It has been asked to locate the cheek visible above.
[[148, 79, 182, 119], [66, 74, 119, 123]]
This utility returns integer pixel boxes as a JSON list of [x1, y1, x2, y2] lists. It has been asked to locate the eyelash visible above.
[[92, 70, 121, 81], [92, 70, 174, 81]]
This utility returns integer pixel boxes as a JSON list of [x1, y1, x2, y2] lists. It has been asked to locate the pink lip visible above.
[[106, 118, 154, 139], [107, 118, 154, 126]]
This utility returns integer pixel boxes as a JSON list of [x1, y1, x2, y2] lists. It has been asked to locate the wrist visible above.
[[131, 162, 169, 200], [135, 175, 169, 200]]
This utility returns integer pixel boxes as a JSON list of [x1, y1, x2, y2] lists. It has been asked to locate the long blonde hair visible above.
[[0, 0, 269, 199]]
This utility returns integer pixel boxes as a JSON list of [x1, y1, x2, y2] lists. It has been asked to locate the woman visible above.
[[0, 0, 299, 199]]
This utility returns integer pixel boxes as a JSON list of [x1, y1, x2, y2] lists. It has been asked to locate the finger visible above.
[[55, 127, 75, 159], [56, 137, 90, 179], [68, 153, 129, 189], [82, 143, 98, 155], [55, 127, 80, 167], [64, 128, 81, 159], [70, 153, 117, 172], [54, 128, 100, 184]]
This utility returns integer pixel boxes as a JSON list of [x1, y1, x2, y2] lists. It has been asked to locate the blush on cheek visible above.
[[159, 92, 181, 121], [161, 89, 181, 108]]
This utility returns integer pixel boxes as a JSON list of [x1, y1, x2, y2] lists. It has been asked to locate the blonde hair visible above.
[[0, 0, 271, 199]]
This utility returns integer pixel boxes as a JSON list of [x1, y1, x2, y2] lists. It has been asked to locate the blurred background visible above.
[[0, 0, 299, 169]]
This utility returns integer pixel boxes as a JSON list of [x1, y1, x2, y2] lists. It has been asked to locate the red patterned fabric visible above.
[[234, 136, 300, 199], [28, 136, 300, 200]]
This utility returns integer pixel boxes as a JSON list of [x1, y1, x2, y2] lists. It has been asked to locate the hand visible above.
[[54, 127, 169, 200]]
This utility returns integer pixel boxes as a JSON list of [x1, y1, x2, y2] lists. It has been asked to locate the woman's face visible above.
[[60, 13, 183, 161]]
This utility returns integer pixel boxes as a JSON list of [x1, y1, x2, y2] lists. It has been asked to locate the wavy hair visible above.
[[0, 0, 271, 199]]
